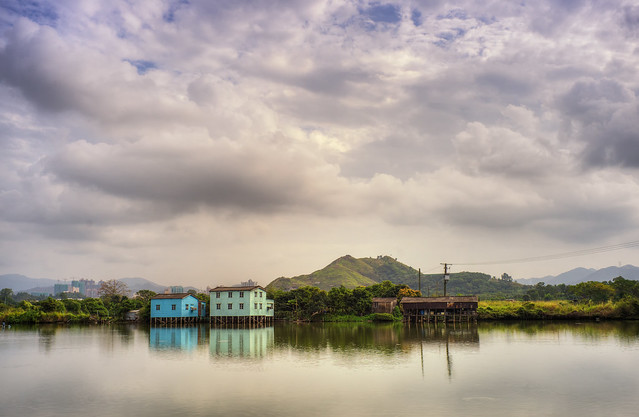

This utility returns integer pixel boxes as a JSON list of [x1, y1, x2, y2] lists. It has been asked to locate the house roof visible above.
[[401, 296, 478, 303], [210, 286, 266, 292], [372, 297, 397, 302], [151, 293, 196, 300]]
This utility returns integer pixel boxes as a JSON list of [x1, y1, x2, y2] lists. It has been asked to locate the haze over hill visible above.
[[0, 275, 172, 295], [4, 261, 639, 297], [517, 265, 639, 285]]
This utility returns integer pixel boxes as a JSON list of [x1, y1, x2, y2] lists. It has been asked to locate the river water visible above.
[[1, 321, 638, 417]]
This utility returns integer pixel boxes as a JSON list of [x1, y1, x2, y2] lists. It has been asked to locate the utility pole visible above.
[[418, 268, 421, 295], [441, 263, 451, 297]]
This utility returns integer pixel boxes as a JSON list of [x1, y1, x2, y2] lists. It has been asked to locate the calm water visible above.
[[1, 321, 639, 417]]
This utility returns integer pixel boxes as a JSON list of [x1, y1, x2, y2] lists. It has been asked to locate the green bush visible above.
[[370, 313, 395, 322]]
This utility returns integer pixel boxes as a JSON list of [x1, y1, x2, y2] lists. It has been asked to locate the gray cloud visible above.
[[2, 0, 639, 283]]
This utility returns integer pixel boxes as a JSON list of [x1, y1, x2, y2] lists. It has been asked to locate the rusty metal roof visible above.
[[401, 296, 478, 303]]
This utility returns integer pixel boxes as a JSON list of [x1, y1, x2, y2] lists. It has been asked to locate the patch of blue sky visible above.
[[433, 28, 467, 48], [163, 0, 190, 23], [363, 3, 402, 24], [1, 0, 58, 27], [437, 8, 469, 20], [125, 59, 158, 75], [411, 9, 422, 27]]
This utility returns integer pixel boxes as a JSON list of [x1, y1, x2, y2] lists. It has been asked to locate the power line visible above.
[[452, 240, 639, 266]]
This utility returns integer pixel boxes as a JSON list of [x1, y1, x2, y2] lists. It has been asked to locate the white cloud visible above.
[[2, 0, 639, 284]]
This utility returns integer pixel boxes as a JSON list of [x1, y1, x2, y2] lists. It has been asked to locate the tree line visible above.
[[0, 280, 210, 324], [269, 281, 420, 321], [522, 276, 639, 303]]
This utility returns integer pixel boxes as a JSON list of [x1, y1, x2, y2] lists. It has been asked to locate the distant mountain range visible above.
[[516, 264, 639, 285], [0, 275, 178, 295], [3, 262, 639, 296]]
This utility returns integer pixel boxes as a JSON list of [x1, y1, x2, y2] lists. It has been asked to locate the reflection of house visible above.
[[150, 293, 207, 325], [401, 296, 478, 322], [372, 297, 397, 313], [210, 286, 274, 325], [149, 326, 201, 351], [210, 327, 274, 358]]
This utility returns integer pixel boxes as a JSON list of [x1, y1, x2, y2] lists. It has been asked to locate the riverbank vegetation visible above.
[[3, 276, 639, 324], [0, 281, 210, 324]]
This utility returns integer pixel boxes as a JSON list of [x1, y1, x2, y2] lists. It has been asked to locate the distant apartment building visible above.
[[53, 283, 69, 296]]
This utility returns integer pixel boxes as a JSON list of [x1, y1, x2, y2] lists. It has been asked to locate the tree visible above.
[[572, 281, 614, 303], [609, 276, 639, 300], [500, 273, 513, 282], [98, 280, 131, 303], [81, 298, 109, 317], [135, 289, 157, 304], [39, 297, 66, 313], [397, 287, 422, 300], [62, 299, 82, 314], [1, 288, 14, 305]]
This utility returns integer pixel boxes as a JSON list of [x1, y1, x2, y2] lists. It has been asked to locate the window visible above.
[[185, 304, 189, 310], [239, 292, 244, 298], [254, 291, 257, 297], [228, 303, 233, 309], [239, 303, 244, 310], [259, 303, 262, 309], [260, 292, 263, 298], [172, 304, 176, 311], [254, 303, 257, 309], [228, 292, 233, 298], [155, 305, 160, 311], [216, 303, 221, 310], [216, 292, 220, 298]]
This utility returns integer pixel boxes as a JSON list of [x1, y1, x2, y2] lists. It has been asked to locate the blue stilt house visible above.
[[150, 293, 207, 325]]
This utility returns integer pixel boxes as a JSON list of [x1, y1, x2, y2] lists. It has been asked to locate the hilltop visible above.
[[266, 255, 527, 298]]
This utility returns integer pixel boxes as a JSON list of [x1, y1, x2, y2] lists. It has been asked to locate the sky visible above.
[[1, 0, 639, 289]]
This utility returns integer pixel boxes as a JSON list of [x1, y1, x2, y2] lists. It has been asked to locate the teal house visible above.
[[150, 293, 206, 325], [210, 286, 274, 325]]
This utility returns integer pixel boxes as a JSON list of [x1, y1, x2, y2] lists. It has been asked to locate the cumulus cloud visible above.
[[2, 0, 639, 284]]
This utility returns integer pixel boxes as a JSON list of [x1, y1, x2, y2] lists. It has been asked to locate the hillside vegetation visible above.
[[266, 255, 526, 299]]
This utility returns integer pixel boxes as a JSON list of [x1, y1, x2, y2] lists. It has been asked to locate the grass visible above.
[[478, 299, 639, 320]]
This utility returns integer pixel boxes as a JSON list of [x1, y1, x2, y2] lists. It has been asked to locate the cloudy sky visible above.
[[1, 0, 639, 288]]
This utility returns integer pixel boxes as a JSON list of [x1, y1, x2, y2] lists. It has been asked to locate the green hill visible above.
[[266, 255, 528, 298]]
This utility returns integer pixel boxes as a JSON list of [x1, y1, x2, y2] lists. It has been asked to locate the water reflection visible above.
[[149, 326, 208, 351], [4, 322, 639, 417], [210, 327, 274, 359], [274, 322, 479, 353], [38, 326, 57, 353], [479, 320, 639, 344]]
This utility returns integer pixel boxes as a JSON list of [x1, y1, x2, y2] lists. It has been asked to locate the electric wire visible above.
[[451, 240, 639, 267]]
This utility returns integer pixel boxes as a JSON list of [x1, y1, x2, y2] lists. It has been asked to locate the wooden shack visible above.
[[372, 297, 398, 314], [401, 296, 478, 323]]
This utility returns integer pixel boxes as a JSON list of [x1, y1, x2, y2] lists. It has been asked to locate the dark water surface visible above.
[[1, 321, 638, 417]]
